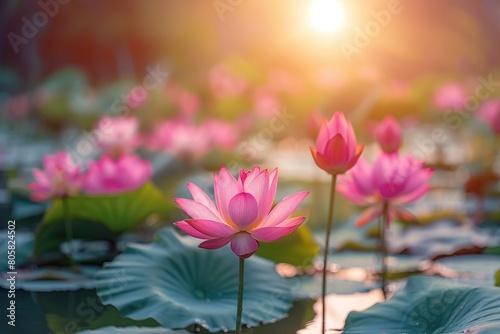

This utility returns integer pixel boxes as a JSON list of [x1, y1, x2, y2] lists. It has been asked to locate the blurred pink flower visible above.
[[126, 86, 148, 109], [166, 84, 200, 118], [477, 98, 500, 135], [375, 116, 402, 154], [337, 153, 433, 227], [433, 82, 467, 111], [146, 118, 241, 161], [310, 112, 364, 175], [146, 119, 212, 161], [29, 151, 83, 202], [203, 119, 240, 150], [94, 116, 139, 157], [208, 64, 247, 98], [83, 154, 152, 195], [174, 166, 308, 258]]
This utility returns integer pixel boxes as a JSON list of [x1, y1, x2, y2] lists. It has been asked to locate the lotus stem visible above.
[[62, 196, 76, 269], [380, 201, 389, 300], [321, 173, 337, 334], [236, 257, 245, 334]]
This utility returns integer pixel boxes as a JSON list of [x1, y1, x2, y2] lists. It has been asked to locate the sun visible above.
[[309, 0, 346, 33]]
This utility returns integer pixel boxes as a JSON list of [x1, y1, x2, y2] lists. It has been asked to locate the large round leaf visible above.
[[95, 228, 292, 332], [344, 276, 500, 333], [38, 183, 170, 234]]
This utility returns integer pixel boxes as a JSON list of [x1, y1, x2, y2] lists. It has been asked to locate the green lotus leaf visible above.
[[95, 228, 293, 332], [255, 226, 320, 267], [38, 182, 169, 234], [344, 275, 500, 333], [496, 269, 500, 287]]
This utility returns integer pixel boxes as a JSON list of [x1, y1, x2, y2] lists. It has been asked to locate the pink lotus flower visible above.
[[337, 153, 433, 227], [432, 82, 467, 111], [310, 112, 364, 175], [83, 154, 152, 195], [203, 119, 240, 150], [94, 116, 139, 157], [477, 98, 500, 135], [29, 151, 83, 202], [174, 166, 309, 258], [146, 118, 241, 161], [375, 116, 402, 154]]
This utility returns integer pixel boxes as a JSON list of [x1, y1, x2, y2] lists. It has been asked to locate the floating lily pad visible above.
[[0, 266, 101, 291], [95, 228, 292, 332], [344, 276, 500, 334], [39, 183, 169, 234]]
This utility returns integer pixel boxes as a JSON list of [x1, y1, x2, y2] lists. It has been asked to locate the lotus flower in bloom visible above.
[[94, 116, 139, 157], [477, 98, 500, 135], [375, 116, 402, 154], [337, 153, 433, 227], [310, 112, 364, 175], [432, 82, 467, 111], [29, 151, 83, 202], [83, 154, 152, 194], [174, 166, 309, 258]]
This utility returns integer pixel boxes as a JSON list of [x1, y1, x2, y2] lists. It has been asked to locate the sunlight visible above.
[[309, 0, 346, 33]]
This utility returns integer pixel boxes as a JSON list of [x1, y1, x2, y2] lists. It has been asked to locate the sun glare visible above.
[[309, 0, 346, 33]]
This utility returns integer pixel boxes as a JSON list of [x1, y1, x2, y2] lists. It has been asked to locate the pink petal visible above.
[[344, 144, 364, 172], [328, 112, 348, 140], [323, 134, 349, 168], [245, 169, 270, 222], [260, 191, 308, 227], [214, 167, 242, 222], [315, 118, 330, 152], [32, 169, 50, 186], [336, 181, 371, 205], [394, 185, 429, 204], [355, 205, 383, 227], [186, 182, 220, 218], [184, 219, 235, 237], [390, 206, 417, 224], [228, 192, 259, 230], [345, 119, 358, 157], [230, 233, 259, 258], [310, 147, 334, 174], [174, 198, 221, 221], [174, 221, 212, 239], [250, 216, 305, 242], [199, 236, 233, 250]]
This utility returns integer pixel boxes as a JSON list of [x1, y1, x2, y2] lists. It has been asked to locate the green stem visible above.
[[62, 196, 76, 268], [235, 257, 245, 334], [321, 174, 337, 334], [380, 202, 389, 300]]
